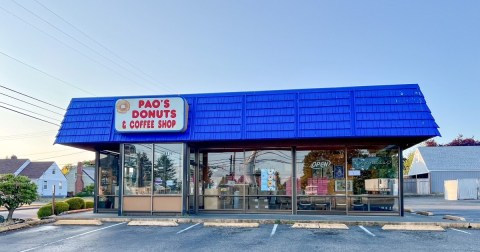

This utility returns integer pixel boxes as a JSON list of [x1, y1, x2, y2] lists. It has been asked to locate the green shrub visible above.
[[65, 197, 85, 210], [37, 201, 70, 218], [37, 205, 52, 219], [85, 201, 94, 209], [55, 202, 70, 215]]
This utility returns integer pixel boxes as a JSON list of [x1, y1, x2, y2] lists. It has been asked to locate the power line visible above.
[[0, 5, 157, 94], [21, 148, 74, 156], [0, 133, 55, 142], [13, 0, 167, 93], [0, 101, 62, 122], [0, 85, 65, 110], [0, 92, 64, 116], [32, 151, 89, 161], [0, 129, 56, 138], [0, 50, 95, 96], [33, 0, 179, 94], [0, 105, 60, 126]]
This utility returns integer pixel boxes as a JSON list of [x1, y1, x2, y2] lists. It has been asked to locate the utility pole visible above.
[[52, 185, 56, 215]]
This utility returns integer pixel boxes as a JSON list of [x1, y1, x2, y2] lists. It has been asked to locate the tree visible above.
[[154, 154, 176, 188], [10, 155, 18, 159], [403, 152, 415, 175], [61, 164, 73, 175], [423, 135, 480, 147], [446, 135, 480, 146], [424, 139, 438, 147], [0, 174, 38, 223]]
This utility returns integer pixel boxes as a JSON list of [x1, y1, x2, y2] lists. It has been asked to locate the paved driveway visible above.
[[405, 196, 480, 222], [0, 222, 479, 252]]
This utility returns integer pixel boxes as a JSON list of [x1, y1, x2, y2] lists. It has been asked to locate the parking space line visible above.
[[177, 223, 201, 234], [451, 228, 471, 235], [270, 224, 278, 237], [20, 222, 127, 252], [359, 225, 375, 237]]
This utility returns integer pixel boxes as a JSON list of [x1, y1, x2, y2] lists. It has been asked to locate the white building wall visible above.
[[431, 171, 480, 194], [37, 163, 68, 197]]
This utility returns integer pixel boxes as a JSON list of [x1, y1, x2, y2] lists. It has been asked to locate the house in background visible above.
[[0, 159, 67, 197], [65, 162, 95, 196], [408, 146, 480, 194]]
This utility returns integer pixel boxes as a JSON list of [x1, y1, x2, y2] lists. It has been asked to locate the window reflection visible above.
[[199, 149, 292, 211], [153, 144, 183, 195], [123, 144, 153, 195]]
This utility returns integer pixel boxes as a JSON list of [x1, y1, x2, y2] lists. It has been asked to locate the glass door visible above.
[[97, 150, 120, 212]]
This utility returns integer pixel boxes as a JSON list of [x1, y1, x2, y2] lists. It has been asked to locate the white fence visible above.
[[403, 178, 430, 195]]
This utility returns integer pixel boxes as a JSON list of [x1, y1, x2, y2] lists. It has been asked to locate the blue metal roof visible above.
[[55, 84, 440, 147]]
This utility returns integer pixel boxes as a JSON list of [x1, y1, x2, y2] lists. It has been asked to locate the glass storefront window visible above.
[[124, 144, 153, 195], [200, 151, 244, 210], [296, 149, 345, 212], [153, 144, 183, 195], [244, 149, 292, 211], [347, 146, 399, 212], [198, 149, 292, 212]]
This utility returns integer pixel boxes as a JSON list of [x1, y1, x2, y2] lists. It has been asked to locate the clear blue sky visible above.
[[0, 0, 479, 165]]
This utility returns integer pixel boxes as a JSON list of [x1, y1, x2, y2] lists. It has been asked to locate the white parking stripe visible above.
[[451, 228, 471, 235], [270, 224, 278, 237], [359, 225, 376, 237], [20, 222, 127, 252], [177, 223, 201, 234]]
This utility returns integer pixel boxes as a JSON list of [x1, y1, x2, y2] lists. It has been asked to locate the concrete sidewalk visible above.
[[54, 210, 480, 229]]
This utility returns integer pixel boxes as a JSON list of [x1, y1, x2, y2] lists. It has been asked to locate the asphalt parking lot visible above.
[[1, 222, 479, 252]]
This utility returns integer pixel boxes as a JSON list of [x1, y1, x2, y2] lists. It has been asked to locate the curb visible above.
[[55, 219, 102, 226], [60, 208, 94, 215], [0, 218, 56, 233], [382, 224, 444, 232], [54, 216, 480, 229], [416, 211, 434, 216], [443, 215, 466, 222]]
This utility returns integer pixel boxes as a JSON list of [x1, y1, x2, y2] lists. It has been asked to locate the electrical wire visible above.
[[0, 92, 64, 116], [21, 148, 73, 156], [32, 0, 179, 94], [0, 105, 60, 126], [32, 151, 90, 161], [0, 101, 62, 122], [0, 129, 56, 138], [0, 50, 95, 96], [12, 0, 169, 94], [0, 85, 65, 110], [0, 5, 157, 94]]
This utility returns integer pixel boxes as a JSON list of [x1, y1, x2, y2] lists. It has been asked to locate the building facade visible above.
[[55, 84, 440, 216]]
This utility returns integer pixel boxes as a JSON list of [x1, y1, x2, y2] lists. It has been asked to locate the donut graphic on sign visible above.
[[116, 99, 130, 114]]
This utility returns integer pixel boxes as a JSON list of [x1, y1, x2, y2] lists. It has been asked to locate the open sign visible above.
[[310, 160, 331, 169]]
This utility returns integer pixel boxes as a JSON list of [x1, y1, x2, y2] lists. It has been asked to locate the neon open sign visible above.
[[310, 159, 332, 169]]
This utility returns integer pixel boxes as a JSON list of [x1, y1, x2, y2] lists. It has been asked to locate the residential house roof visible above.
[[408, 146, 480, 176], [0, 159, 29, 174], [18, 162, 54, 179]]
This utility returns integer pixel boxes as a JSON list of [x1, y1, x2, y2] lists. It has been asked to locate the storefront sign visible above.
[[115, 97, 188, 132], [352, 157, 392, 170], [261, 169, 276, 191]]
